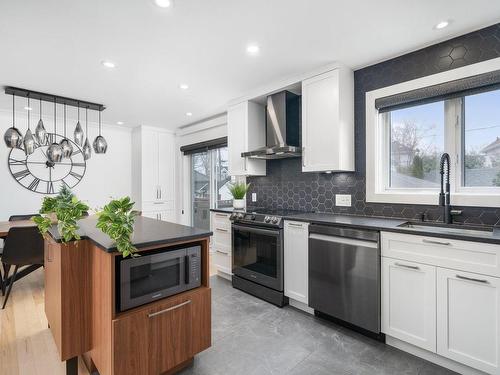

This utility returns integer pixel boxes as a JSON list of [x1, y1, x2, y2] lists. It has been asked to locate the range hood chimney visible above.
[[242, 91, 301, 159]]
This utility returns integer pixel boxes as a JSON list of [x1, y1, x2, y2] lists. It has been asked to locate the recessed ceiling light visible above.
[[246, 44, 260, 55], [154, 0, 172, 8], [186, 112, 193, 117], [434, 20, 450, 30], [24, 106, 32, 111], [179, 83, 189, 90], [101, 60, 116, 68], [117, 121, 124, 125]]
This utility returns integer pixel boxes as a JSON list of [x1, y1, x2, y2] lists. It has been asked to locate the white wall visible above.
[[0, 110, 132, 220], [175, 114, 227, 225]]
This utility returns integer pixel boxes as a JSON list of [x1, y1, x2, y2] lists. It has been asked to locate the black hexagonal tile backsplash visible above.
[[247, 23, 500, 227]]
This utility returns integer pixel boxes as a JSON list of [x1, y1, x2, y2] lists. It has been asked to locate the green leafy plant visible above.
[[96, 197, 138, 258], [33, 186, 89, 243], [228, 182, 250, 199]]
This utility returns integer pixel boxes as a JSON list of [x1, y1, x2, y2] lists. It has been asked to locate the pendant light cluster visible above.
[[3, 87, 108, 162]]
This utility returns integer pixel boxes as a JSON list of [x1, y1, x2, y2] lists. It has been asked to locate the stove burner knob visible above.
[[250, 214, 256, 220], [237, 213, 244, 219], [264, 216, 271, 223], [271, 216, 279, 224], [229, 213, 236, 220]]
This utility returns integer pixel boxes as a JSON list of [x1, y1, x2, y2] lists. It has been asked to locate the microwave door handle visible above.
[[185, 255, 190, 284]]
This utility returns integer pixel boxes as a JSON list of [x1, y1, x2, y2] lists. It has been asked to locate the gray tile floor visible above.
[[180, 276, 457, 375]]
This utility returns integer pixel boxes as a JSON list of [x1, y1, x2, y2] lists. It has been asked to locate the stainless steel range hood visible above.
[[242, 91, 301, 159]]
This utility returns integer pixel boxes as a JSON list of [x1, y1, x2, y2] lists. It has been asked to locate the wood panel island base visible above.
[[44, 216, 212, 375]]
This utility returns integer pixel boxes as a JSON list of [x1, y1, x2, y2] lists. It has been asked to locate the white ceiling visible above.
[[0, 0, 499, 131]]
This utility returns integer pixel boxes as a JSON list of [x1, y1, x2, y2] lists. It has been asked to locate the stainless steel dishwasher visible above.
[[308, 224, 380, 334]]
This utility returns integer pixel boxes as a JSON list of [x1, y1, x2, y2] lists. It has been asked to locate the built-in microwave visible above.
[[117, 244, 201, 312]]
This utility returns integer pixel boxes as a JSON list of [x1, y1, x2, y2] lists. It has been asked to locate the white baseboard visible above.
[[386, 336, 488, 375], [216, 270, 232, 281], [288, 298, 314, 315]]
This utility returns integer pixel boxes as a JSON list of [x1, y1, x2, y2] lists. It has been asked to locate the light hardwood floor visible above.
[[1, 255, 218, 375]]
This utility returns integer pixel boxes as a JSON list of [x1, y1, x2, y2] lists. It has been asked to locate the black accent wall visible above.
[[247, 23, 500, 226]]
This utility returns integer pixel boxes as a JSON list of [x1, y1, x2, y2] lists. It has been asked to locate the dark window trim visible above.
[[375, 69, 500, 113], [180, 136, 227, 155]]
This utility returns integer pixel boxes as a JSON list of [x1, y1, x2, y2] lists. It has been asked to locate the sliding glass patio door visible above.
[[191, 147, 232, 229]]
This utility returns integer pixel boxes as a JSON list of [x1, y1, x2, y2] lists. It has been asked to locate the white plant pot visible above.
[[233, 199, 245, 210]]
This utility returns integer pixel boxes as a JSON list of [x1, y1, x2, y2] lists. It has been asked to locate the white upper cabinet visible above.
[[132, 127, 176, 217], [227, 101, 266, 176], [284, 221, 309, 305], [301, 67, 354, 172]]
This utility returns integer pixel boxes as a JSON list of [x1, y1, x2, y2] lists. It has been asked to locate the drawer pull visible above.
[[215, 250, 228, 255], [215, 213, 228, 218], [456, 274, 489, 284], [216, 228, 228, 232], [287, 223, 303, 228], [394, 262, 420, 270], [422, 239, 451, 246], [148, 300, 192, 318]]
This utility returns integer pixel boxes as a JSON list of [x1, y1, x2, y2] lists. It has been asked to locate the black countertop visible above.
[[48, 216, 213, 252], [210, 208, 500, 244]]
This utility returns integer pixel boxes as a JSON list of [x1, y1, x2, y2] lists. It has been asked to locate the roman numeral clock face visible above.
[[8, 133, 86, 194]]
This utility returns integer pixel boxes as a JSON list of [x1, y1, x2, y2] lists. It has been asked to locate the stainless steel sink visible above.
[[397, 222, 493, 237]]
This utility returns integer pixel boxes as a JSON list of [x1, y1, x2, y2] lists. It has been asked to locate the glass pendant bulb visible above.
[[47, 142, 63, 163], [83, 138, 92, 160], [4, 94, 23, 148], [23, 128, 35, 155], [74, 106, 84, 146], [93, 109, 107, 154], [35, 98, 47, 145], [93, 135, 107, 154]]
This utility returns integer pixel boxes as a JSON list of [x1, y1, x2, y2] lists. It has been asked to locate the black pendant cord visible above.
[[12, 94, 15, 127], [98, 109, 102, 136], [64, 104, 67, 138], [78, 103, 80, 122], [86, 107, 88, 139], [54, 99, 56, 134], [27, 97, 30, 130], [39, 98, 42, 121]]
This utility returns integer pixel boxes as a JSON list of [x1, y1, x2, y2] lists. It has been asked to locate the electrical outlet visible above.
[[252, 193, 257, 202], [335, 194, 351, 207]]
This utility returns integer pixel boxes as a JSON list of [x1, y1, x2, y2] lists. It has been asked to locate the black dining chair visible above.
[[1, 226, 44, 309]]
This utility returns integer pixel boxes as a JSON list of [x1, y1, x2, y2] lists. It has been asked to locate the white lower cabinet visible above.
[[437, 268, 500, 375], [211, 212, 232, 279], [381, 257, 436, 352], [382, 231, 500, 375], [284, 220, 309, 305]]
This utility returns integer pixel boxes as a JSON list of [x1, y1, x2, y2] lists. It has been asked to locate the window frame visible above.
[[366, 57, 500, 207]]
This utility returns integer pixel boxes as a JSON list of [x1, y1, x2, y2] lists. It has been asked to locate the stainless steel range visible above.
[[230, 209, 300, 307]]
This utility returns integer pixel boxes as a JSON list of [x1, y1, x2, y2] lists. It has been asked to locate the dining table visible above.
[[0, 219, 37, 237]]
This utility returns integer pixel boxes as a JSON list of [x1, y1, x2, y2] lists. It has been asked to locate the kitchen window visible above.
[[366, 59, 500, 206], [191, 147, 233, 230]]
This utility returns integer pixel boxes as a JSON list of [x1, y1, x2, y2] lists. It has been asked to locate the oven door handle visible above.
[[185, 255, 190, 284], [232, 224, 281, 236]]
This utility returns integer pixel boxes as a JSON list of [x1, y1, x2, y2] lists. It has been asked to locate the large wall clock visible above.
[[8, 133, 86, 194]]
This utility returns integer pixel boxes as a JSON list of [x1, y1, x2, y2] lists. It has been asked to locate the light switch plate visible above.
[[335, 194, 351, 207], [252, 193, 257, 202]]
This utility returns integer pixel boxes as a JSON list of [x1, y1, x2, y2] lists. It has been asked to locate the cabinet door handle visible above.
[[216, 228, 228, 232], [394, 262, 420, 270], [148, 300, 192, 318], [456, 274, 489, 284], [422, 239, 451, 246]]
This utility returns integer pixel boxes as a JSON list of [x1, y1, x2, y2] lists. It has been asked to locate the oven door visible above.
[[120, 249, 186, 311], [232, 223, 283, 291]]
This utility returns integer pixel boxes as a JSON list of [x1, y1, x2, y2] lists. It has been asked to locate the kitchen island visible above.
[[44, 216, 212, 375]]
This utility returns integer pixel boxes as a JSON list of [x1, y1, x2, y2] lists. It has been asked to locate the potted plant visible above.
[[96, 197, 138, 258], [228, 182, 250, 210], [33, 186, 89, 243]]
